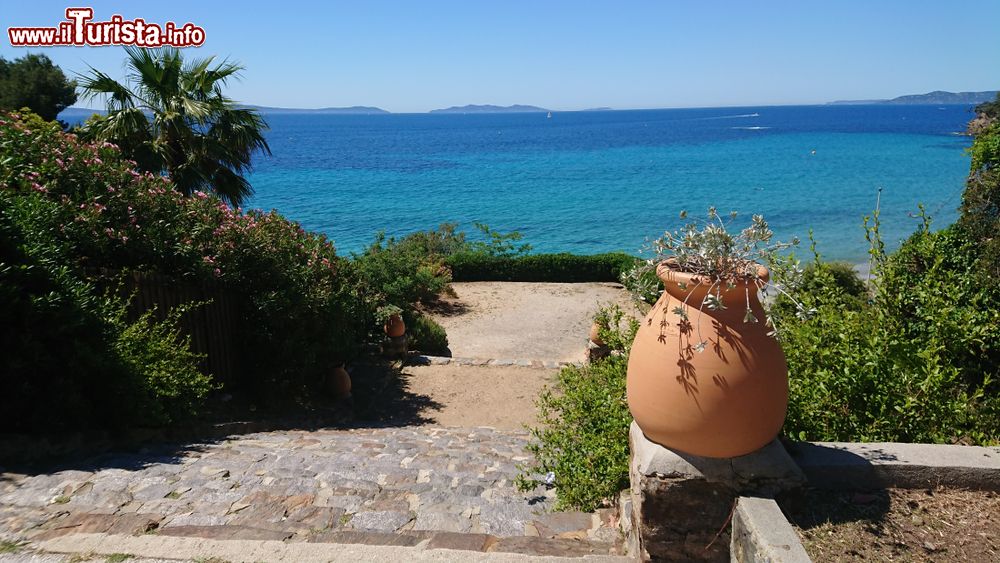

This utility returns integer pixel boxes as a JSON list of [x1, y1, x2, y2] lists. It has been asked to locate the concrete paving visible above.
[[786, 441, 1000, 490]]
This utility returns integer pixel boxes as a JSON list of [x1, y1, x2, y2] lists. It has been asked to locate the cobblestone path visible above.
[[1, 426, 625, 561]]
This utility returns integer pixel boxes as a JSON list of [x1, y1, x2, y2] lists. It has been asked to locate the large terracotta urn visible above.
[[626, 261, 788, 458]]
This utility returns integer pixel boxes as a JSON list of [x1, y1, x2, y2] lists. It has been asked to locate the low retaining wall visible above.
[[625, 421, 1000, 562], [625, 422, 804, 562], [785, 441, 1000, 491]]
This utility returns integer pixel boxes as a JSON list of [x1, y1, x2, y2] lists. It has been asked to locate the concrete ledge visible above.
[[407, 354, 582, 369], [730, 497, 811, 563], [786, 441, 1000, 490], [630, 422, 806, 495], [36, 532, 630, 562]]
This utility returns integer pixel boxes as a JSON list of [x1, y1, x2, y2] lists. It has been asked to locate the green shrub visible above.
[[467, 222, 532, 257], [879, 224, 1000, 390], [0, 190, 209, 431], [447, 252, 637, 282], [379, 222, 469, 259], [959, 121, 1000, 280], [618, 260, 662, 306], [0, 110, 374, 407], [112, 305, 215, 426], [777, 219, 999, 445], [354, 230, 452, 310], [407, 313, 450, 356], [517, 305, 638, 511]]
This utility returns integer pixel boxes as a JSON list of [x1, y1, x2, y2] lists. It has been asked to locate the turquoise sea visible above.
[[246, 105, 974, 263]]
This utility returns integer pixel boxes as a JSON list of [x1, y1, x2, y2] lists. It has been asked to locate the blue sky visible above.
[[2, 0, 997, 112]]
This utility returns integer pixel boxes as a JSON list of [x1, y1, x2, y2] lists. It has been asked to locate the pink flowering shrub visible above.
[[0, 110, 375, 405], [0, 188, 212, 430]]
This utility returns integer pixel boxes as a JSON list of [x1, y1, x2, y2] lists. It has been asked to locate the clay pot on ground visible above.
[[384, 314, 406, 338], [329, 364, 351, 399], [626, 261, 788, 458], [589, 322, 606, 346]]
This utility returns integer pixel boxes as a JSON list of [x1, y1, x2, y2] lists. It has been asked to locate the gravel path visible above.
[[429, 282, 635, 362], [400, 365, 557, 429]]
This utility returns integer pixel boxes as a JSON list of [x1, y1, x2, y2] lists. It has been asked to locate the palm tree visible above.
[[78, 47, 270, 206]]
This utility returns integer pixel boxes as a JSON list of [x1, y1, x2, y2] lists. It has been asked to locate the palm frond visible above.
[[76, 67, 137, 111]]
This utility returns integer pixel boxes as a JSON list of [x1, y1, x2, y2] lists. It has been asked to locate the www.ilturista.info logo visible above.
[[7, 8, 205, 47]]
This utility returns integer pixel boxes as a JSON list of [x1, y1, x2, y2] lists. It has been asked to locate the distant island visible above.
[[59, 105, 390, 119], [582, 107, 614, 111], [829, 90, 998, 105], [429, 104, 549, 114], [58, 107, 106, 120], [238, 105, 389, 115]]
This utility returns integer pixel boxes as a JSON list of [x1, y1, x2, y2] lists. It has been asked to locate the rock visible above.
[[347, 510, 412, 532]]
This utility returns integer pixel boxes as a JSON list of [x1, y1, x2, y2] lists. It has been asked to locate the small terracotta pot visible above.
[[384, 314, 405, 338], [330, 365, 351, 399], [589, 322, 606, 346], [626, 261, 788, 458]]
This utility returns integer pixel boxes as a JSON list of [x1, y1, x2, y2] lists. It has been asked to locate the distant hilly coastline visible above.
[[58, 105, 390, 119], [60, 91, 998, 121], [239, 105, 389, 114], [829, 90, 998, 105], [59, 107, 105, 119], [429, 104, 549, 114]]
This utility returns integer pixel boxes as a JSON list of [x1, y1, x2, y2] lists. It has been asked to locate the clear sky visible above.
[[1, 0, 997, 113]]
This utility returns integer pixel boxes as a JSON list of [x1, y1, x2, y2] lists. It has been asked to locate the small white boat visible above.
[[546, 112, 552, 119]]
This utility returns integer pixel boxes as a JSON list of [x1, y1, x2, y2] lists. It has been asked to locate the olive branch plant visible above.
[[625, 208, 815, 352]]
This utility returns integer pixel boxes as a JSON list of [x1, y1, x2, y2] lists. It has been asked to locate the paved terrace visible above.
[[1, 426, 624, 560]]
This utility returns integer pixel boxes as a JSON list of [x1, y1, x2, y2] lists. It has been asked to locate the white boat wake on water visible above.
[[699, 112, 761, 120]]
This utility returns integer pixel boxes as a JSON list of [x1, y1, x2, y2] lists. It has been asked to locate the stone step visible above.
[[26, 530, 632, 562], [407, 354, 579, 369]]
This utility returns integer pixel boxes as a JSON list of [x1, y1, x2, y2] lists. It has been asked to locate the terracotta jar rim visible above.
[[655, 258, 769, 288]]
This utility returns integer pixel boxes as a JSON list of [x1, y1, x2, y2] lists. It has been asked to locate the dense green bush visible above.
[[0, 110, 375, 412], [0, 190, 210, 431], [111, 305, 216, 426], [447, 252, 637, 282], [958, 121, 1000, 280], [407, 313, 450, 356], [776, 111, 1000, 446], [353, 230, 453, 311], [517, 306, 638, 511], [776, 219, 999, 445]]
